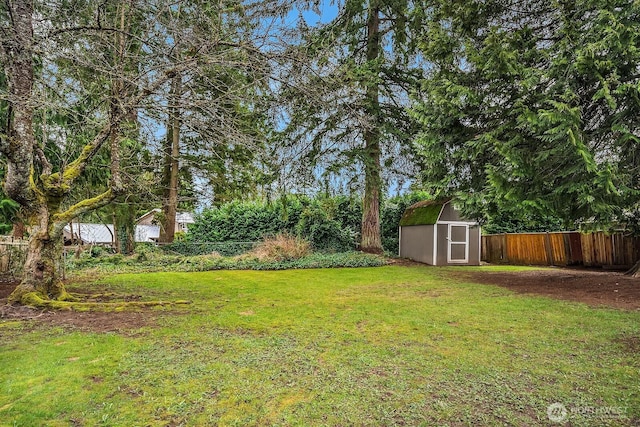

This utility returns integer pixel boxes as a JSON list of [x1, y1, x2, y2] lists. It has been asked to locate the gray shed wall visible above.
[[468, 226, 481, 265], [399, 225, 434, 265], [436, 224, 449, 265]]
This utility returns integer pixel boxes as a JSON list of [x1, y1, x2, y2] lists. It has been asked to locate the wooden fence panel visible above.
[[581, 232, 614, 267], [481, 234, 507, 264], [548, 233, 568, 266], [506, 233, 548, 265], [481, 232, 638, 268], [567, 233, 583, 265]]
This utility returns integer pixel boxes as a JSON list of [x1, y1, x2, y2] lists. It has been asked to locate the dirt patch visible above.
[[616, 334, 640, 353], [388, 258, 425, 267], [0, 304, 156, 333], [464, 267, 640, 310], [0, 279, 19, 300], [0, 281, 157, 334]]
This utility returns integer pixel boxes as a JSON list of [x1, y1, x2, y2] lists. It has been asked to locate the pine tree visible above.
[[276, 0, 423, 253], [413, 0, 640, 247]]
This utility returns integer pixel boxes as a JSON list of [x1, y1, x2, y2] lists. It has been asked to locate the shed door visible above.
[[447, 224, 469, 263]]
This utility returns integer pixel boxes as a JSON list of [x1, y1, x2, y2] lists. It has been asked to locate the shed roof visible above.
[[399, 199, 450, 226]]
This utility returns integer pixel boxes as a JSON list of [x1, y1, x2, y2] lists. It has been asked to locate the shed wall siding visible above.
[[436, 224, 449, 265], [438, 202, 462, 222], [468, 226, 481, 265], [399, 225, 434, 265]]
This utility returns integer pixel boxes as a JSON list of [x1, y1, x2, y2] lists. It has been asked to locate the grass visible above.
[[1, 265, 639, 426]]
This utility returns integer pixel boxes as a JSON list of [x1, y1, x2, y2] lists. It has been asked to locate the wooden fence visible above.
[[0, 237, 28, 277], [482, 232, 640, 268]]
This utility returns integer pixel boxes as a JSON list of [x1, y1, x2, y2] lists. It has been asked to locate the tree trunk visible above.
[[9, 208, 68, 303], [360, 2, 383, 254], [114, 205, 136, 254], [112, 211, 121, 253], [159, 74, 181, 244], [361, 151, 382, 253], [1, 0, 36, 207]]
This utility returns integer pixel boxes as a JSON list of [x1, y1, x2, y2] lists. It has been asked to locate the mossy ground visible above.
[[1, 265, 638, 426]]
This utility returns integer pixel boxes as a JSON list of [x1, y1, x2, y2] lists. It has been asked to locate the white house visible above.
[[136, 209, 195, 233], [64, 209, 195, 246], [63, 223, 115, 245]]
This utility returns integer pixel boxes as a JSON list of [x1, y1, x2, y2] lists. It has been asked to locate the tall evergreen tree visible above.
[[276, 0, 423, 253], [413, 0, 640, 236]]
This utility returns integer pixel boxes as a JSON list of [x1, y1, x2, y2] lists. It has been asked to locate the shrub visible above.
[[187, 198, 302, 242], [185, 192, 433, 254], [247, 233, 311, 262], [162, 241, 256, 257], [295, 206, 355, 252], [90, 246, 105, 258]]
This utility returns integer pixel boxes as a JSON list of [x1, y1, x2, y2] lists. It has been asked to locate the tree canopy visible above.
[[412, 0, 640, 228], [0, 0, 276, 303], [272, 0, 424, 252]]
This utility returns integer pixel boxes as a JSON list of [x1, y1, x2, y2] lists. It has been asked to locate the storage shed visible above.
[[399, 199, 481, 265]]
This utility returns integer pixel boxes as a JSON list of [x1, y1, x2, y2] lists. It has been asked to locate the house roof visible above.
[[176, 212, 195, 224], [64, 220, 186, 245], [136, 209, 195, 224], [63, 223, 114, 244], [136, 209, 161, 224], [399, 199, 450, 226]]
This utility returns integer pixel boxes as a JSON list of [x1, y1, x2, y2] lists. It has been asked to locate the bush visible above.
[[162, 241, 256, 257], [295, 206, 355, 252], [177, 251, 388, 271], [187, 198, 304, 242], [90, 246, 105, 258], [185, 192, 433, 254], [246, 233, 311, 261], [66, 248, 388, 274]]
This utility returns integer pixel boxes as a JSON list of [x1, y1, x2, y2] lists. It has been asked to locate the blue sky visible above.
[[300, 2, 339, 26]]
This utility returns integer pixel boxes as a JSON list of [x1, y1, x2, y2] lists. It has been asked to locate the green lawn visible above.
[[1, 265, 638, 426]]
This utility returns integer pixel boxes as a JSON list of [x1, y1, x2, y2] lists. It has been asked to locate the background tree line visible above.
[[170, 192, 428, 254], [1, 0, 639, 304]]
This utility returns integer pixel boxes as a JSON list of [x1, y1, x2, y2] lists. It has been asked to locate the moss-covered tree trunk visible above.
[[9, 207, 69, 303]]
